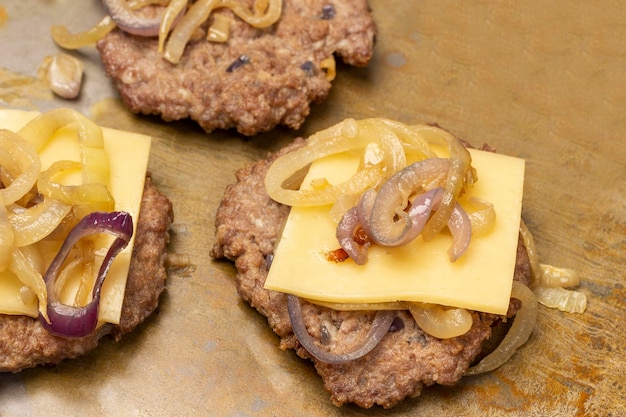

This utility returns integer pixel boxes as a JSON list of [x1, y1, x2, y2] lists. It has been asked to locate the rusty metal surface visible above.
[[0, 1, 625, 416]]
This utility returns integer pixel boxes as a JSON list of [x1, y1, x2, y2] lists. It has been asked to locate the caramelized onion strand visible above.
[[164, 0, 219, 63], [409, 303, 473, 339], [422, 128, 473, 241], [465, 281, 538, 376], [446, 202, 472, 262], [0, 129, 41, 205]]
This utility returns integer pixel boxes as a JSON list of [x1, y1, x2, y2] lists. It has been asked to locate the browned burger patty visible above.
[[96, 0, 376, 136], [0, 175, 173, 373], [211, 140, 532, 408]]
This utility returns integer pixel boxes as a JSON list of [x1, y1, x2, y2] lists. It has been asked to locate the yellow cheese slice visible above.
[[264, 148, 525, 315], [0, 109, 151, 324]]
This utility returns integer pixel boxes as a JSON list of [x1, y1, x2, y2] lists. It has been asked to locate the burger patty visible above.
[[0, 175, 173, 373], [211, 140, 533, 408], [96, 0, 376, 136]]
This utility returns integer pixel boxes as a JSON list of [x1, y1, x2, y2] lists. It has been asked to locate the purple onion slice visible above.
[[336, 207, 370, 265], [39, 211, 133, 338], [287, 295, 394, 364]]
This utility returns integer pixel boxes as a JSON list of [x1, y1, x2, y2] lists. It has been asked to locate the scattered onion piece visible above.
[[538, 263, 580, 288], [38, 53, 84, 99], [38, 161, 115, 219], [287, 295, 395, 364], [39, 211, 133, 338], [51, 0, 168, 49], [355, 188, 376, 237], [421, 126, 473, 241], [445, 200, 472, 262], [320, 56, 336, 81], [51, 17, 117, 49], [0, 129, 41, 205], [519, 220, 586, 312], [519, 219, 541, 285], [465, 196, 496, 237], [158, 0, 188, 52], [206, 10, 230, 43], [408, 303, 473, 339], [10, 248, 49, 321], [54, 242, 96, 308], [534, 286, 586, 314], [164, 0, 219, 64], [466, 281, 538, 376], [7, 197, 72, 247], [0, 199, 15, 271]]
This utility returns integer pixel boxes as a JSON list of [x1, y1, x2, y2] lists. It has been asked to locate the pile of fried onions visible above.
[[265, 118, 479, 264], [52, 0, 282, 64], [0, 109, 115, 322]]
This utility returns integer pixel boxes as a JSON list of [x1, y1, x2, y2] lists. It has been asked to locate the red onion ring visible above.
[[287, 295, 395, 364], [39, 211, 133, 338]]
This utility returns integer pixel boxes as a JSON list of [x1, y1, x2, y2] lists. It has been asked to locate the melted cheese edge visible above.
[[0, 109, 151, 324], [264, 148, 525, 315]]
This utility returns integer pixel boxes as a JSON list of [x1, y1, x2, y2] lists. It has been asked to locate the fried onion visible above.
[[466, 281, 538, 376]]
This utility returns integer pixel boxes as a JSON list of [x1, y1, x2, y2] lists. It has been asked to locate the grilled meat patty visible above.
[[0, 175, 173, 373], [211, 140, 532, 408], [97, 0, 376, 136]]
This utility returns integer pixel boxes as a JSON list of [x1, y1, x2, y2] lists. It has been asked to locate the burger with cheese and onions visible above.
[[0, 108, 173, 373], [211, 118, 586, 408]]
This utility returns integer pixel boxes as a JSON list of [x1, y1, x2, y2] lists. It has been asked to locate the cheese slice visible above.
[[0, 109, 151, 324], [264, 148, 525, 315]]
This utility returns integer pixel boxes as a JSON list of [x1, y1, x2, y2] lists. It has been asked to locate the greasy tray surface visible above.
[[1, 1, 625, 416]]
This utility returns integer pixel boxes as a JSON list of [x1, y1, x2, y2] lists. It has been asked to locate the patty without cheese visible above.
[[0, 175, 173, 373], [96, 0, 376, 136], [211, 139, 532, 408]]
